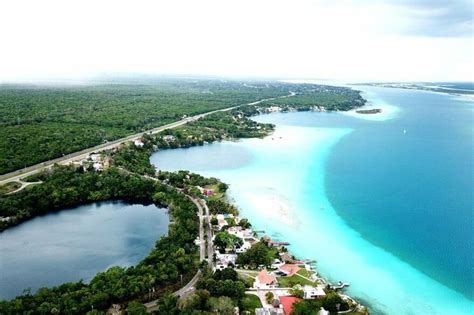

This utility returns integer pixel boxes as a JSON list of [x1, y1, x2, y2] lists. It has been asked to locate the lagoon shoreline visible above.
[[151, 86, 474, 314]]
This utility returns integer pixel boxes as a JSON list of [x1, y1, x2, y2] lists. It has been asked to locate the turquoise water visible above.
[[0, 201, 169, 300], [150, 86, 473, 314]]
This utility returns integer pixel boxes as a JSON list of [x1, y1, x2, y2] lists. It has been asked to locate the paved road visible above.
[[144, 270, 202, 313], [199, 199, 214, 267], [188, 196, 207, 263], [7, 180, 42, 195], [141, 181, 213, 312], [0, 92, 295, 186]]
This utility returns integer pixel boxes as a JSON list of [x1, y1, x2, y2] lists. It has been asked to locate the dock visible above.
[[330, 281, 350, 290]]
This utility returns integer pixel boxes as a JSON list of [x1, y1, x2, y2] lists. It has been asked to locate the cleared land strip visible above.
[[0, 92, 294, 185]]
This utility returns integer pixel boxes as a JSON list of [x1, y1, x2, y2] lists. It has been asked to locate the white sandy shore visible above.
[[452, 94, 474, 102], [233, 128, 310, 228], [230, 126, 350, 229], [245, 192, 299, 228], [222, 125, 474, 314]]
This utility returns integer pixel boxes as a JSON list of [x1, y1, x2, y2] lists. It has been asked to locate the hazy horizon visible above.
[[0, 0, 472, 83], [0, 74, 473, 86]]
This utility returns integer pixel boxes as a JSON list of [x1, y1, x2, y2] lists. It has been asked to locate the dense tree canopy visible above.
[[236, 242, 277, 268], [0, 80, 291, 174], [292, 292, 350, 315], [0, 79, 364, 174]]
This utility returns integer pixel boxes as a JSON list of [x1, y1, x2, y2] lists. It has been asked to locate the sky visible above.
[[0, 0, 472, 82]]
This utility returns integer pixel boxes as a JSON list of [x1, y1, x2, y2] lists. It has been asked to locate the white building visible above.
[[215, 253, 237, 270], [134, 139, 144, 148], [93, 162, 103, 171], [227, 226, 253, 239], [236, 241, 252, 253], [89, 153, 101, 162], [318, 307, 330, 315], [216, 214, 228, 229], [163, 135, 175, 142], [268, 106, 282, 112], [255, 308, 284, 315], [300, 285, 326, 299]]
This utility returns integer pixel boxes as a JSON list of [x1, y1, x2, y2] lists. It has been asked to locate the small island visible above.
[[355, 108, 382, 114]]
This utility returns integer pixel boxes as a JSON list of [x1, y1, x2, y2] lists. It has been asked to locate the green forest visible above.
[[0, 79, 289, 174], [0, 79, 365, 174], [259, 84, 366, 111]]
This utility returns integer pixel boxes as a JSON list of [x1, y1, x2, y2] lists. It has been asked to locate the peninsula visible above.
[[0, 78, 369, 315]]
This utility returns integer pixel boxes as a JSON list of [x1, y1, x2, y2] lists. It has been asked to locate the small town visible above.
[[207, 205, 367, 315]]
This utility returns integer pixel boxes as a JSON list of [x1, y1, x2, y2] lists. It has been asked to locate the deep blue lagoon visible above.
[[151, 85, 473, 314], [0, 201, 169, 300], [258, 87, 473, 299]]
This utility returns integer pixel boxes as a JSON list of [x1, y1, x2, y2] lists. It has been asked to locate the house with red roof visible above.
[[278, 263, 301, 277], [254, 269, 278, 289], [279, 296, 302, 315]]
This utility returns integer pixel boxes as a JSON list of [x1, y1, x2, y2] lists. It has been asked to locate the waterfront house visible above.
[[301, 285, 326, 299], [254, 269, 278, 289], [278, 264, 301, 277], [163, 135, 175, 142], [0, 216, 12, 222], [203, 189, 214, 197], [263, 236, 290, 248], [197, 185, 215, 197], [227, 226, 253, 239], [279, 253, 294, 263]]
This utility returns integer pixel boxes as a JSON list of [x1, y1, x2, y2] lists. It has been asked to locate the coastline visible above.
[[340, 91, 400, 121], [3, 80, 472, 313], [151, 121, 474, 314], [234, 126, 472, 314]]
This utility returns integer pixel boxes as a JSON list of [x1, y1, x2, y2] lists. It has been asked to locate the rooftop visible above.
[[279, 296, 302, 315], [279, 264, 301, 277], [257, 269, 277, 285]]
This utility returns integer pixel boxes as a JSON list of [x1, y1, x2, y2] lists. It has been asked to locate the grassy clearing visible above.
[[240, 294, 262, 314], [207, 184, 226, 200], [296, 268, 314, 278], [0, 181, 21, 195], [278, 274, 317, 287], [237, 270, 260, 277]]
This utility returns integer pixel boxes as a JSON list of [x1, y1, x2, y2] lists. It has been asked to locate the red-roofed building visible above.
[[254, 269, 278, 289], [279, 296, 302, 315], [278, 263, 301, 277]]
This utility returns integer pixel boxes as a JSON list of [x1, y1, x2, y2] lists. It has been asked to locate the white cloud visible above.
[[0, 0, 472, 82]]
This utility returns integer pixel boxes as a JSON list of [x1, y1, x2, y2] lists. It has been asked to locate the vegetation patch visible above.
[[241, 294, 263, 314], [296, 268, 314, 278], [0, 181, 21, 195], [278, 274, 317, 288]]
